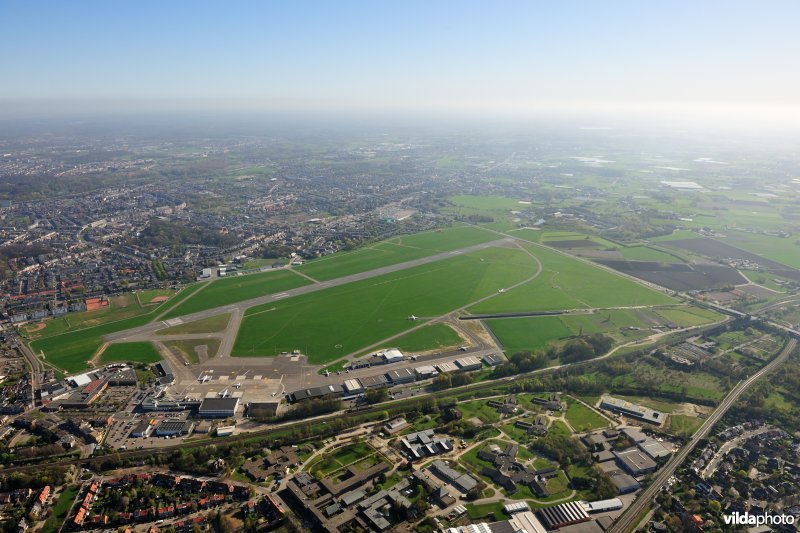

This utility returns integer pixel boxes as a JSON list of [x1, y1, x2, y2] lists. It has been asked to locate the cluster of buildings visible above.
[[399, 429, 453, 460], [290, 352, 493, 403], [478, 442, 557, 498], [70, 472, 254, 530], [582, 427, 674, 495]]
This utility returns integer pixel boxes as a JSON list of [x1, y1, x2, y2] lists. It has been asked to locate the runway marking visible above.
[[273, 292, 289, 299]]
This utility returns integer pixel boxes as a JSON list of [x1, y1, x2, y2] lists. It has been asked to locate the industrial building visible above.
[[436, 362, 459, 373], [130, 421, 154, 438], [154, 360, 175, 386], [288, 384, 344, 402], [454, 356, 482, 371], [342, 379, 364, 395], [414, 365, 438, 379], [614, 448, 658, 476], [198, 397, 240, 418], [582, 498, 623, 514], [385, 368, 415, 384], [357, 375, 388, 389], [599, 395, 665, 425], [155, 420, 195, 437], [536, 501, 590, 529]]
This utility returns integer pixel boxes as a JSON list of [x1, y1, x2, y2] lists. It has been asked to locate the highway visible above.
[[608, 337, 797, 533]]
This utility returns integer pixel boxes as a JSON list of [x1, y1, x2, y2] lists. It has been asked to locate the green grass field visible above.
[[232, 247, 537, 363], [164, 338, 221, 364], [23, 290, 173, 341], [667, 414, 703, 437], [548, 420, 572, 437], [137, 289, 176, 305], [28, 284, 205, 373], [100, 341, 162, 364], [470, 243, 675, 314], [162, 269, 310, 319], [156, 313, 231, 335], [41, 485, 79, 533], [563, 397, 610, 432], [654, 306, 724, 326], [457, 399, 502, 424], [296, 225, 498, 281], [389, 323, 463, 352], [486, 316, 572, 354]]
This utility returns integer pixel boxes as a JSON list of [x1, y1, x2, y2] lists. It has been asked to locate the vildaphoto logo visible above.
[[723, 511, 796, 526]]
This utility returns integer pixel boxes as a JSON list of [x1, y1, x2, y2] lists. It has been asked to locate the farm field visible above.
[[619, 245, 680, 262], [100, 341, 162, 365], [232, 246, 537, 363], [719, 230, 800, 270], [388, 323, 463, 353], [164, 338, 221, 364], [156, 313, 231, 335], [162, 269, 310, 319], [296, 225, 498, 281], [470, 243, 675, 314]]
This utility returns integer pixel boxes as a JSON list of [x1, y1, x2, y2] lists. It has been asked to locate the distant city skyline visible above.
[[2, 0, 799, 124]]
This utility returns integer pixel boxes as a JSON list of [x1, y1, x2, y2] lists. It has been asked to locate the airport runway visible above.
[[103, 238, 514, 344]]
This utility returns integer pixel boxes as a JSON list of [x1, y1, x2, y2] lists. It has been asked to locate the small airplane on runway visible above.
[[407, 315, 419, 321]]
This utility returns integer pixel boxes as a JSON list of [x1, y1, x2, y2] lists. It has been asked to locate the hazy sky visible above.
[[2, 0, 799, 120]]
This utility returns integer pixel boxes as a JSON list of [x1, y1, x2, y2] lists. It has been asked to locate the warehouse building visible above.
[[155, 420, 195, 437], [358, 375, 389, 389], [436, 362, 459, 373], [288, 384, 344, 402], [154, 360, 175, 386], [599, 395, 664, 425], [342, 379, 364, 395], [385, 368, 416, 384], [482, 353, 503, 367], [455, 356, 482, 371], [614, 448, 658, 476], [536, 501, 590, 529], [414, 365, 438, 379], [582, 498, 623, 514], [198, 397, 240, 418]]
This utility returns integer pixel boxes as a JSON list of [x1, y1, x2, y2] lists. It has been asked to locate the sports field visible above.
[[296, 225, 498, 281], [22, 290, 174, 341], [232, 246, 537, 363], [99, 341, 162, 365], [162, 269, 310, 319], [470, 243, 675, 314]]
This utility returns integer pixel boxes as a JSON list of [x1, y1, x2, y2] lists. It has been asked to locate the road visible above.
[[608, 337, 797, 533], [103, 238, 514, 344]]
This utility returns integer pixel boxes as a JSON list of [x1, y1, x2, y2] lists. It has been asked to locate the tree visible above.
[[365, 387, 388, 404]]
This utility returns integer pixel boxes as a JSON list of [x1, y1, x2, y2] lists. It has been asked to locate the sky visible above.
[[2, 0, 800, 123]]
